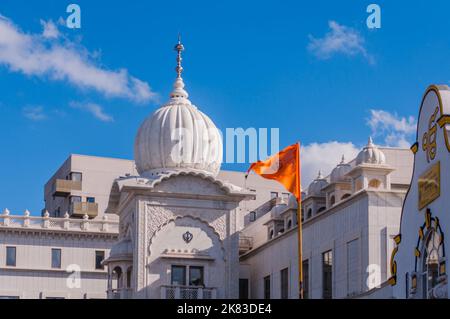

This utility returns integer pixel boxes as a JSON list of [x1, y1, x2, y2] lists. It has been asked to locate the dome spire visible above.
[[170, 35, 189, 100]]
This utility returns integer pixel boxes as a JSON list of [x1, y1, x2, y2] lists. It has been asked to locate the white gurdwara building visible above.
[[3, 41, 445, 299]]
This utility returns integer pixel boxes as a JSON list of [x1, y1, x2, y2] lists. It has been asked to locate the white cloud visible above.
[[40, 20, 59, 39], [367, 109, 416, 148], [308, 21, 373, 63], [301, 141, 360, 187], [22, 106, 47, 121], [70, 101, 114, 122], [0, 14, 156, 103]]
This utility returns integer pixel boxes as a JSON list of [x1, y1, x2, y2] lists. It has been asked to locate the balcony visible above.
[[70, 202, 98, 218], [161, 286, 216, 299], [52, 179, 82, 197], [239, 235, 254, 254]]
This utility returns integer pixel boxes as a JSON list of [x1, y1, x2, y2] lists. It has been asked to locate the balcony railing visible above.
[[0, 210, 119, 233], [161, 286, 216, 299], [52, 179, 82, 197], [239, 235, 254, 254], [70, 202, 99, 218]]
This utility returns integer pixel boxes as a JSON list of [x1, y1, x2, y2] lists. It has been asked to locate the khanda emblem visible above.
[[422, 106, 439, 163]]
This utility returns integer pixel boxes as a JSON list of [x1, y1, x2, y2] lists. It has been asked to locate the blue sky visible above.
[[1, 0, 450, 213]]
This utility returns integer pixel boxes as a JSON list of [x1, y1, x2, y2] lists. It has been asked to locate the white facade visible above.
[[0, 212, 118, 299], [240, 143, 413, 299]]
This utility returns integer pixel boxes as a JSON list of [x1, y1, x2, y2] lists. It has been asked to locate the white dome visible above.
[[134, 41, 223, 177], [356, 137, 386, 166], [307, 171, 328, 196], [330, 155, 352, 183]]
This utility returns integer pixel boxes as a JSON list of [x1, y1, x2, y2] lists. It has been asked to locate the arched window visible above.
[[287, 219, 292, 229], [112, 266, 123, 290], [341, 193, 351, 200], [317, 207, 326, 214], [330, 196, 336, 206], [269, 229, 274, 239], [421, 229, 444, 298], [369, 179, 381, 189], [307, 208, 312, 219]]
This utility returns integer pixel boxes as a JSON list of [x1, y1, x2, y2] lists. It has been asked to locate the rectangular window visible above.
[[171, 266, 186, 286], [303, 260, 309, 299], [270, 192, 278, 199], [249, 211, 257, 222], [69, 172, 82, 182], [70, 196, 82, 203], [322, 250, 333, 299], [51, 248, 62, 269], [189, 266, 204, 286], [280, 268, 289, 299], [87, 197, 96, 203], [264, 275, 271, 299], [95, 251, 105, 270], [239, 279, 249, 299], [6, 247, 16, 267], [282, 193, 290, 202]]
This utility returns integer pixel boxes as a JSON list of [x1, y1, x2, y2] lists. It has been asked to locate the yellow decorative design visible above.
[[394, 234, 402, 245], [415, 248, 421, 257], [426, 86, 450, 152], [388, 276, 397, 286], [411, 143, 419, 154], [418, 162, 441, 211], [440, 263, 446, 275], [438, 115, 450, 128], [411, 275, 417, 289], [422, 106, 439, 162], [419, 227, 424, 239]]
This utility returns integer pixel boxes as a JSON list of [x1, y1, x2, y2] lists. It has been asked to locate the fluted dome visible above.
[[134, 40, 223, 177], [307, 171, 328, 196], [330, 155, 352, 182], [356, 137, 386, 166]]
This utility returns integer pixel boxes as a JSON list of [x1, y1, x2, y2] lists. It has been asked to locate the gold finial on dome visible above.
[[170, 35, 189, 100]]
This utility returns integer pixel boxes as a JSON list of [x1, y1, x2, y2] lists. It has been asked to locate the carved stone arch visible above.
[[147, 215, 226, 261]]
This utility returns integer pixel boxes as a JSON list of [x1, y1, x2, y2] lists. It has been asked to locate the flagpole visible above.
[[296, 142, 304, 299]]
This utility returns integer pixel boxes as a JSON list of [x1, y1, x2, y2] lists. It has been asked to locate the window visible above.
[[95, 251, 105, 270], [51, 248, 62, 269], [322, 250, 333, 299], [171, 266, 186, 286], [69, 172, 82, 182], [70, 196, 82, 204], [282, 193, 290, 202], [87, 197, 96, 203], [6, 247, 16, 267], [264, 275, 271, 299], [280, 268, 289, 299], [189, 266, 204, 286], [303, 260, 309, 299], [307, 208, 312, 219], [270, 192, 278, 199], [239, 279, 249, 299], [249, 211, 257, 222], [269, 229, 274, 240], [171, 265, 204, 287]]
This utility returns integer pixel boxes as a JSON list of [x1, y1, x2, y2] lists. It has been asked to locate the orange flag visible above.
[[247, 143, 301, 201]]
